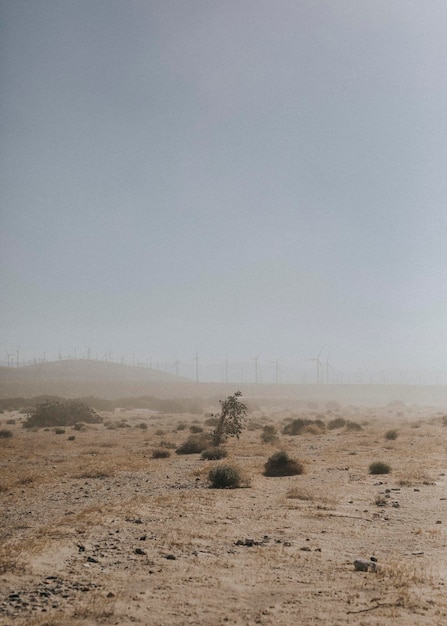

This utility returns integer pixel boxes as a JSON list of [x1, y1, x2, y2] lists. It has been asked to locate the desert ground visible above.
[[1, 395, 446, 625]]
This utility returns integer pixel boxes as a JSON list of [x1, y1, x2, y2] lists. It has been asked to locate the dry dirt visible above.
[[1, 400, 446, 625]]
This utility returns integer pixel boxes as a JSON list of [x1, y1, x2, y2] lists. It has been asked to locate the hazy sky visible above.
[[2, 1, 447, 380]]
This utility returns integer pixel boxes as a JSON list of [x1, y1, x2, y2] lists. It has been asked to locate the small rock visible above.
[[134, 548, 146, 555], [165, 554, 176, 560], [86, 556, 98, 563], [107, 592, 115, 598]]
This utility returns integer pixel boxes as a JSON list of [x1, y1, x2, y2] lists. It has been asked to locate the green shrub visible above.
[[208, 464, 242, 488], [261, 425, 278, 443], [263, 450, 304, 477], [327, 417, 346, 430], [201, 446, 228, 460], [0, 429, 13, 439], [24, 400, 101, 428], [369, 461, 391, 475], [176, 433, 211, 455], [152, 449, 171, 459], [385, 429, 398, 440]]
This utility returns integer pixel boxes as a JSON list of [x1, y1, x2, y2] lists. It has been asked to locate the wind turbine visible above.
[[173, 359, 185, 378], [194, 353, 199, 383], [308, 348, 324, 385], [253, 353, 261, 384], [324, 353, 333, 385], [270, 357, 282, 384], [5, 351, 13, 367]]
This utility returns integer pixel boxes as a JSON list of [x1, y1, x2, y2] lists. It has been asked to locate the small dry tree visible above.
[[212, 391, 247, 447]]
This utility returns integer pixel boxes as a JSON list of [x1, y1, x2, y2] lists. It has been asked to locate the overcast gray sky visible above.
[[2, 0, 447, 381]]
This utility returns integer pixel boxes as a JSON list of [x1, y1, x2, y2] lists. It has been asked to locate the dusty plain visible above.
[[1, 396, 446, 625]]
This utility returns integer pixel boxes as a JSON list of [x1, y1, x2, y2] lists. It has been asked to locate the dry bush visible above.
[[201, 446, 228, 460], [24, 400, 101, 428], [176, 433, 212, 455], [385, 429, 398, 440], [264, 450, 304, 477], [208, 463, 242, 488], [75, 466, 114, 479], [327, 417, 346, 430], [0, 429, 13, 438], [152, 448, 171, 459], [286, 487, 313, 501], [369, 461, 391, 475], [261, 424, 278, 443]]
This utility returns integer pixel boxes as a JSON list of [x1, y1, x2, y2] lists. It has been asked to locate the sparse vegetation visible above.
[[24, 400, 101, 428], [327, 417, 346, 430], [152, 448, 171, 459], [201, 446, 228, 460], [369, 461, 391, 475], [190, 424, 203, 433], [264, 450, 304, 477], [176, 433, 211, 455], [261, 424, 278, 443], [385, 429, 398, 440], [345, 420, 362, 431], [0, 429, 13, 438], [212, 391, 247, 447], [283, 418, 324, 435], [208, 463, 242, 488]]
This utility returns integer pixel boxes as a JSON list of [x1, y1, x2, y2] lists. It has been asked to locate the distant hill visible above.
[[0, 359, 191, 398]]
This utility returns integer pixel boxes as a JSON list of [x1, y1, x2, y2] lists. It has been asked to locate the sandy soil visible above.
[[1, 399, 446, 625]]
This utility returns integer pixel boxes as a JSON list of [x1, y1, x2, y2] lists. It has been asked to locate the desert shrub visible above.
[[0, 429, 13, 439], [303, 423, 324, 435], [282, 418, 310, 435], [54, 428, 65, 434], [212, 391, 247, 446], [264, 450, 304, 477], [327, 417, 346, 430], [24, 400, 101, 428], [208, 464, 242, 488], [155, 429, 166, 436], [176, 433, 211, 455], [73, 422, 87, 431], [176, 422, 187, 431], [201, 446, 228, 460], [261, 425, 278, 443], [190, 424, 203, 433], [152, 449, 171, 459], [345, 420, 362, 431], [6, 419, 15, 425], [137, 422, 148, 430], [369, 461, 391, 475], [442, 415, 447, 427], [385, 429, 398, 440], [159, 440, 176, 449], [247, 420, 263, 431], [67, 435, 75, 441]]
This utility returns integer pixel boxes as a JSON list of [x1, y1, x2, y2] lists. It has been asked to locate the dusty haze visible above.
[[2, 1, 447, 382]]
